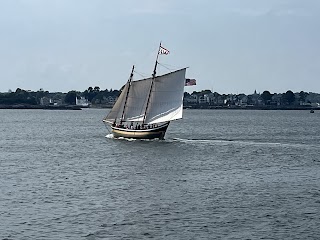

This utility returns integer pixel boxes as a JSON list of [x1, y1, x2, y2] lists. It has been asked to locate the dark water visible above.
[[1, 109, 320, 239]]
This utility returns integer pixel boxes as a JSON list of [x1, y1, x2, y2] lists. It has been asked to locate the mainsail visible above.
[[104, 68, 186, 124], [144, 68, 186, 124]]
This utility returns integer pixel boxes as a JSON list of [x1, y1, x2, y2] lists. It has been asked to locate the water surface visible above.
[[1, 109, 320, 239]]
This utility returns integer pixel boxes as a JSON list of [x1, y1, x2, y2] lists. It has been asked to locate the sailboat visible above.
[[103, 43, 187, 140]]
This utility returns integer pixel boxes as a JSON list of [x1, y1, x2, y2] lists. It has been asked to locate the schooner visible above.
[[103, 43, 187, 139]]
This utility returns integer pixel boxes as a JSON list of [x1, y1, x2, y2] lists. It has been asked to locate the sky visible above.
[[0, 0, 320, 94]]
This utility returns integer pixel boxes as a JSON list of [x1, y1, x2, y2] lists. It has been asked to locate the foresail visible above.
[[144, 68, 186, 124], [122, 77, 152, 122], [103, 83, 129, 122]]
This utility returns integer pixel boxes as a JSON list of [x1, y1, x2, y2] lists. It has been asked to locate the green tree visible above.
[[94, 86, 100, 92], [84, 86, 98, 102], [110, 89, 120, 97], [64, 91, 77, 105], [299, 91, 308, 103], [201, 89, 212, 94], [282, 90, 296, 105], [261, 90, 273, 105]]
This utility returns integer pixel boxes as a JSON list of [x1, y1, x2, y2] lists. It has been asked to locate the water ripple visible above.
[[1, 109, 320, 239]]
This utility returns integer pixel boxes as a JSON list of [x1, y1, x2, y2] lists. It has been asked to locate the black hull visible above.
[[111, 123, 169, 140]]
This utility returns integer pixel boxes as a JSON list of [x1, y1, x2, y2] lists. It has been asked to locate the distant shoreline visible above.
[[1, 104, 317, 111], [0, 104, 82, 110], [182, 105, 318, 110]]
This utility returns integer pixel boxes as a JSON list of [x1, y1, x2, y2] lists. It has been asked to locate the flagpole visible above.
[[152, 42, 161, 78]]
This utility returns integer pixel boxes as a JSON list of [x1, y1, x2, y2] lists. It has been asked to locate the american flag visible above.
[[158, 46, 170, 55], [185, 78, 197, 86]]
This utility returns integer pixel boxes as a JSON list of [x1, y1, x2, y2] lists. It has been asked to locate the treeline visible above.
[[184, 89, 318, 106], [1, 87, 319, 107], [64, 86, 120, 105], [0, 88, 43, 105], [0, 87, 121, 105]]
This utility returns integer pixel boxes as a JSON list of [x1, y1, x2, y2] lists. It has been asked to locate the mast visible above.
[[120, 65, 134, 123], [142, 42, 161, 124]]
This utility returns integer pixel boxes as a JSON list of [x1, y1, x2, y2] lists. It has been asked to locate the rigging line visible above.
[[158, 62, 183, 71], [103, 121, 112, 134], [133, 70, 148, 79], [157, 62, 173, 72], [165, 63, 180, 68]]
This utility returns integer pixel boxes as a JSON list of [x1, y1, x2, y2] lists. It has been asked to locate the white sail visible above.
[[144, 68, 186, 124], [103, 83, 129, 123], [123, 77, 152, 122], [104, 68, 186, 124], [103, 44, 189, 140]]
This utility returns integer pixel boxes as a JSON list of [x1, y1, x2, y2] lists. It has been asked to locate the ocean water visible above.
[[1, 109, 320, 239]]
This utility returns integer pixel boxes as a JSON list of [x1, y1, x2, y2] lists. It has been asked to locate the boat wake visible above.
[[106, 133, 136, 141], [105, 134, 114, 139], [170, 138, 236, 145], [170, 137, 315, 149], [105, 133, 167, 142], [105, 135, 314, 149]]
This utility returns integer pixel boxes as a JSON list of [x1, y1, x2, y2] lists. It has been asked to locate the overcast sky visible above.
[[0, 0, 319, 94]]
